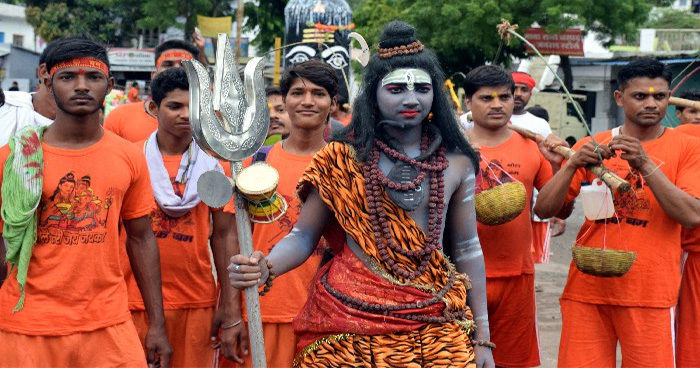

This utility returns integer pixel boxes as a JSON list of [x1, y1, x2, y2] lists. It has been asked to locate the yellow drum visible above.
[[236, 163, 288, 223]]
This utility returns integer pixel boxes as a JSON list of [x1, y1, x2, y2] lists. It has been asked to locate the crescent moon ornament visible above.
[[349, 32, 370, 66]]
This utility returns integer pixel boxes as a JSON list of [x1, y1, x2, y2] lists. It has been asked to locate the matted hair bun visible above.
[[377, 21, 424, 59]]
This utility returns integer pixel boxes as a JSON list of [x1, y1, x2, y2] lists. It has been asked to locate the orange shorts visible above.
[[131, 307, 215, 368], [219, 322, 296, 368], [531, 220, 550, 264], [486, 274, 540, 367], [559, 299, 675, 368], [677, 251, 700, 367], [0, 320, 146, 367]]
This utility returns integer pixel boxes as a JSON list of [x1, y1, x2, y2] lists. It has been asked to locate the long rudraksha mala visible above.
[[366, 128, 449, 280], [320, 127, 469, 324]]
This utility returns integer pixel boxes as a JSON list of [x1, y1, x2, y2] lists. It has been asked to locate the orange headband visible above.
[[49, 57, 109, 77], [156, 51, 193, 67]]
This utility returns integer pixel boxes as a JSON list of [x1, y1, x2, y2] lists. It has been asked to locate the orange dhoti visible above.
[[131, 307, 215, 368], [487, 274, 540, 367], [531, 220, 550, 264], [558, 299, 675, 367], [677, 251, 700, 367], [0, 320, 146, 367], [218, 322, 297, 368]]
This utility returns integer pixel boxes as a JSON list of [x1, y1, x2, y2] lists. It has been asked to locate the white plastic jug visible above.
[[580, 178, 616, 221]]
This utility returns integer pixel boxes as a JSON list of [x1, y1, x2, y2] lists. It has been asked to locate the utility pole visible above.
[[235, 0, 245, 63]]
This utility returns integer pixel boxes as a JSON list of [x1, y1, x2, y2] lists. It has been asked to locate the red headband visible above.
[[511, 72, 536, 89], [156, 50, 193, 67], [49, 57, 109, 77]]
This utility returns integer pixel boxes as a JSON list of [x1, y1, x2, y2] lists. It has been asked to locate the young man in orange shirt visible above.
[[464, 65, 564, 367], [104, 39, 200, 142], [536, 59, 700, 367], [223, 59, 336, 368], [0, 36, 172, 367], [119, 67, 244, 367], [674, 89, 700, 367]]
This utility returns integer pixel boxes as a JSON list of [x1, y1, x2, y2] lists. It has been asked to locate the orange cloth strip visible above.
[[49, 57, 109, 77], [293, 142, 474, 352], [156, 51, 193, 66]]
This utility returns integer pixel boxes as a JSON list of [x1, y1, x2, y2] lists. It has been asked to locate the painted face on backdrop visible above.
[[48, 65, 113, 116], [614, 77, 670, 127], [467, 85, 514, 131], [376, 68, 434, 127]]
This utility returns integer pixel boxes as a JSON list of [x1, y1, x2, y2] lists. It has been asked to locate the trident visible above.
[[182, 33, 268, 368]]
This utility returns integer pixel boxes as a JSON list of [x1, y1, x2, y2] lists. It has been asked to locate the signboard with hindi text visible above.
[[524, 28, 584, 56], [108, 49, 155, 67]]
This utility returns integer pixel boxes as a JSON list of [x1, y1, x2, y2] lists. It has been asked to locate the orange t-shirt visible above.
[[121, 150, 230, 310], [244, 144, 323, 323], [476, 133, 553, 277], [104, 101, 157, 143], [0, 131, 154, 335], [675, 124, 700, 253], [127, 87, 140, 103], [563, 128, 700, 307]]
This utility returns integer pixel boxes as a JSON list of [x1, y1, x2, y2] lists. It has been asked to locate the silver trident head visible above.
[[182, 33, 269, 162], [183, 33, 270, 209]]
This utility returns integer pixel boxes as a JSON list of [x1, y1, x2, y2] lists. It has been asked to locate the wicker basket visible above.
[[571, 245, 637, 277], [474, 181, 527, 226]]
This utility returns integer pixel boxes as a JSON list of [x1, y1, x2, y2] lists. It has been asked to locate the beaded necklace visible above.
[[319, 127, 470, 323], [366, 127, 448, 280]]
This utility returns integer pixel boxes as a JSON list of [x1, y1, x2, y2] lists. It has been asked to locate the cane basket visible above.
[[474, 181, 527, 226], [571, 245, 637, 277]]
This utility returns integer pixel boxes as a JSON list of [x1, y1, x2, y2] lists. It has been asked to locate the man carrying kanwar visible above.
[[0, 36, 172, 367], [229, 21, 495, 368], [464, 64, 566, 367], [536, 58, 700, 367]]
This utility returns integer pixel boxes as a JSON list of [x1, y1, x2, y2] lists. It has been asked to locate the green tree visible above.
[[25, 0, 130, 44], [351, 0, 674, 75], [244, 0, 287, 52], [646, 8, 700, 29], [24, 0, 234, 45], [138, 0, 233, 41]]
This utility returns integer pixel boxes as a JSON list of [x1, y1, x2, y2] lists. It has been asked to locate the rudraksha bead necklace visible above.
[[364, 128, 448, 280]]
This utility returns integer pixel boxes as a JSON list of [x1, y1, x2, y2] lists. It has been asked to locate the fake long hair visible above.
[[334, 21, 478, 169]]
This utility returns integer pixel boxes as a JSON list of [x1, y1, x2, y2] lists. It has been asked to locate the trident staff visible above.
[[183, 33, 269, 368]]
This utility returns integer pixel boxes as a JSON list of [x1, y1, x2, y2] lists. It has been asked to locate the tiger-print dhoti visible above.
[[294, 322, 476, 368]]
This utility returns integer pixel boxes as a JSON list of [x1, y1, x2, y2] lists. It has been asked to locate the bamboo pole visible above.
[[508, 125, 631, 192], [669, 96, 700, 110]]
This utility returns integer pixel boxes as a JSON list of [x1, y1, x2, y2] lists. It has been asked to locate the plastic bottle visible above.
[[580, 179, 615, 221]]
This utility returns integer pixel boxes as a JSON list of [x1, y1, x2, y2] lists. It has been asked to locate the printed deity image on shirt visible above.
[[38, 172, 112, 244]]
